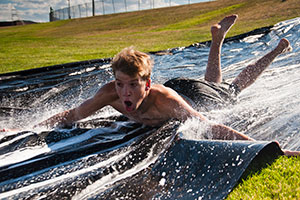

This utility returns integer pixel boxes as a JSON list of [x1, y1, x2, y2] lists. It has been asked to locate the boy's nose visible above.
[[123, 86, 131, 96]]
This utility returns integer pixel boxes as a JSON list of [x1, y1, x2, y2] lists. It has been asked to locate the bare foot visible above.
[[211, 14, 238, 43], [283, 149, 300, 157], [0, 128, 20, 132], [275, 38, 292, 54]]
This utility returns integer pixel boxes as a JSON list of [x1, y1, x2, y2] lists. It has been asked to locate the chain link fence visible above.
[[50, 0, 210, 21]]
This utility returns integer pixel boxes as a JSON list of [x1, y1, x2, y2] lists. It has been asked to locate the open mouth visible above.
[[124, 101, 132, 107], [124, 100, 133, 111]]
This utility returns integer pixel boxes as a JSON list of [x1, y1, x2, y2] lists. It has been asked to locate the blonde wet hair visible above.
[[111, 47, 153, 80]]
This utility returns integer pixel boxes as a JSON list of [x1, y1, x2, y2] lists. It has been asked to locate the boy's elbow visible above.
[[67, 108, 82, 123], [193, 111, 207, 121]]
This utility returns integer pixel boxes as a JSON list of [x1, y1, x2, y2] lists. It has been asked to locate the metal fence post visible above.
[[102, 0, 105, 15], [112, 0, 115, 13], [85, 3, 88, 17], [124, 0, 127, 12], [68, 0, 71, 19], [92, 0, 95, 16]]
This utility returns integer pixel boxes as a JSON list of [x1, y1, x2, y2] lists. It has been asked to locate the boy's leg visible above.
[[231, 38, 292, 92], [204, 15, 238, 83]]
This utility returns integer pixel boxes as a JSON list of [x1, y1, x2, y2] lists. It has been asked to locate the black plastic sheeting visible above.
[[0, 59, 112, 113], [95, 137, 283, 200], [0, 23, 290, 199], [0, 118, 283, 200]]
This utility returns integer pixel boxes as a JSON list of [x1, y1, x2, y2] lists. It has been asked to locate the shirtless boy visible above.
[[33, 15, 297, 155]]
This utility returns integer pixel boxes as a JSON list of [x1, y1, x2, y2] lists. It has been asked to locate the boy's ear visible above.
[[145, 79, 151, 91]]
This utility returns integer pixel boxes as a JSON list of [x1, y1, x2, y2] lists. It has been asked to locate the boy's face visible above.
[[115, 71, 150, 113]]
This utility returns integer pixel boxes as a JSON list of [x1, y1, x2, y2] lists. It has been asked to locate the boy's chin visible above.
[[125, 106, 134, 112], [124, 103, 136, 112]]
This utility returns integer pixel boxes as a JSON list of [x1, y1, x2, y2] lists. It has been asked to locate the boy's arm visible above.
[[36, 82, 117, 129], [161, 86, 253, 141], [208, 123, 254, 141], [36, 109, 77, 128]]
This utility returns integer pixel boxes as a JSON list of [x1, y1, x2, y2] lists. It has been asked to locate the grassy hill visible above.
[[0, 0, 300, 198], [228, 156, 300, 199], [0, 0, 300, 74]]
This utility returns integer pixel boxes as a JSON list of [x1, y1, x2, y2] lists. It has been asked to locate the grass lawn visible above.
[[1, 0, 300, 74], [227, 156, 300, 200], [0, 0, 300, 198]]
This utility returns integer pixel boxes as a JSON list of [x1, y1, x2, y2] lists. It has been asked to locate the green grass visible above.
[[1, 0, 300, 74], [227, 156, 300, 199], [155, 3, 245, 31]]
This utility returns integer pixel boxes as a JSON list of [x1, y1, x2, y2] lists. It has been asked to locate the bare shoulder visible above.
[[151, 84, 182, 100], [150, 84, 202, 120], [72, 81, 119, 120], [94, 81, 119, 104], [150, 84, 186, 110]]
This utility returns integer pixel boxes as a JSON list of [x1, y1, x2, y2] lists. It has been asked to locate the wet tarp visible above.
[[0, 118, 283, 200]]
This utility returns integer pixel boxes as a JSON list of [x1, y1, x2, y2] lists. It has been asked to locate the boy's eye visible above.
[[130, 83, 137, 87], [116, 82, 123, 87]]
